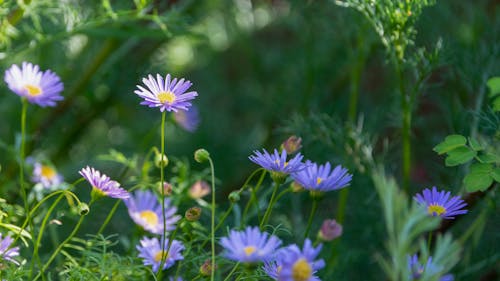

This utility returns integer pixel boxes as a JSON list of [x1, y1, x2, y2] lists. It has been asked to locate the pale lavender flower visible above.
[[220, 226, 282, 263], [124, 190, 180, 234], [137, 236, 184, 273], [4, 62, 63, 107], [174, 105, 200, 132], [249, 149, 305, 174], [32, 162, 63, 188], [408, 254, 454, 281], [134, 73, 198, 112], [276, 239, 324, 281], [0, 233, 20, 265], [79, 166, 129, 199], [413, 187, 467, 219], [291, 160, 352, 192]]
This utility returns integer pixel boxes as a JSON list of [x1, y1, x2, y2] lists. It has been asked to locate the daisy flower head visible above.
[[220, 226, 282, 263], [32, 162, 63, 188], [134, 73, 198, 112], [277, 239, 325, 281], [78, 166, 129, 199], [413, 187, 467, 219], [408, 255, 454, 281], [291, 160, 352, 193], [174, 104, 200, 132], [0, 233, 20, 265], [249, 148, 305, 174], [124, 190, 180, 234], [137, 236, 184, 273], [4, 62, 64, 107]]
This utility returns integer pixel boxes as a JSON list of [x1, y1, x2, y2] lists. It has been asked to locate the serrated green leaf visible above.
[[464, 163, 493, 192], [433, 135, 467, 155], [491, 168, 500, 182], [493, 96, 500, 112], [445, 147, 476, 166], [468, 137, 483, 151], [476, 152, 498, 164], [487, 77, 500, 97]]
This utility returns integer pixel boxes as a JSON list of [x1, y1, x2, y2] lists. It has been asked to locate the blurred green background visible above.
[[0, 0, 499, 280]]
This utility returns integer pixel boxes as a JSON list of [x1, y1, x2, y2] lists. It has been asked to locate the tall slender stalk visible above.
[[208, 157, 216, 281], [259, 181, 280, 230], [157, 111, 168, 280], [19, 99, 30, 231], [395, 59, 411, 193], [304, 198, 319, 239]]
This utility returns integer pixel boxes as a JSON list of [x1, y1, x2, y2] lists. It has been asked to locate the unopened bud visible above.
[[228, 191, 240, 203], [290, 181, 304, 192], [157, 182, 173, 196], [185, 206, 202, 222], [194, 149, 210, 163], [200, 259, 217, 276], [281, 135, 302, 155], [78, 203, 89, 216], [318, 219, 342, 241], [154, 153, 169, 168], [189, 180, 211, 199]]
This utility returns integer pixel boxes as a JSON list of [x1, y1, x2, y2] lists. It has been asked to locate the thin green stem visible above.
[[427, 232, 432, 252], [396, 60, 411, 193], [304, 199, 319, 239], [96, 200, 121, 236], [241, 169, 266, 225], [19, 99, 31, 232], [259, 182, 280, 230], [157, 111, 168, 281], [34, 215, 86, 280], [208, 157, 216, 281], [222, 262, 240, 281]]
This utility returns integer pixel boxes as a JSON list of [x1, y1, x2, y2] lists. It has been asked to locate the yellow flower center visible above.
[[428, 204, 446, 216], [292, 258, 312, 281], [243, 246, 257, 256], [274, 160, 289, 167], [140, 210, 159, 227], [157, 91, 176, 104], [41, 165, 56, 180], [154, 250, 169, 262], [92, 187, 107, 196], [316, 177, 323, 185], [24, 84, 42, 96]]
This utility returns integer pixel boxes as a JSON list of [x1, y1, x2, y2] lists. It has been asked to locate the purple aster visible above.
[[408, 255, 454, 281], [78, 166, 129, 199], [124, 190, 180, 234], [32, 162, 63, 188], [249, 149, 305, 174], [4, 62, 64, 107], [137, 236, 184, 273], [276, 239, 324, 281], [0, 233, 20, 265], [220, 226, 282, 263], [134, 73, 198, 112], [413, 187, 467, 219], [174, 104, 200, 132], [291, 160, 352, 192]]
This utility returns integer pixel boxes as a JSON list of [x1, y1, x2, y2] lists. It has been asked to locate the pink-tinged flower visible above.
[[124, 190, 180, 234], [413, 187, 467, 219], [4, 62, 64, 107], [220, 226, 282, 263], [32, 162, 63, 188], [174, 105, 200, 132], [78, 166, 129, 199], [281, 135, 302, 155], [188, 180, 211, 199], [137, 236, 184, 273], [0, 233, 20, 265], [318, 219, 342, 241], [134, 74, 198, 112]]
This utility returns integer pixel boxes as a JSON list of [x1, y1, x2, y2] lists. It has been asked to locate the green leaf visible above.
[[463, 163, 493, 192], [493, 96, 500, 112], [487, 77, 500, 98], [468, 137, 483, 151], [433, 135, 467, 155], [445, 146, 476, 166], [491, 168, 500, 182], [476, 152, 498, 164]]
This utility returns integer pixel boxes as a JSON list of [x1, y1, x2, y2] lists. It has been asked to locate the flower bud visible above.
[[194, 149, 210, 163], [157, 182, 173, 196], [78, 203, 90, 216], [185, 206, 202, 222], [154, 153, 169, 168], [290, 181, 304, 192], [228, 191, 240, 203], [318, 219, 342, 241], [189, 180, 211, 199], [281, 135, 302, 155], [200, 259, 217, 276]]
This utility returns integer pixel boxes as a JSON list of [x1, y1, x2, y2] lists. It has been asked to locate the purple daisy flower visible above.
[[174, 104, 200, 132], [220, 226, 282, 263], [134, 73, 198, 112], [32, 162, 63, 188], [408, 255, 454, 281], [413, 187, 467, 219], [291, 160, 352, 192], [0, 233, 20, 265], [249, 149, 305, 174], [137, 236, 184, 273], [276, 239, 324, 281], [4, 62, 64, 107], [78, 166, 129, 199], [124, 190, 180, 235]]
